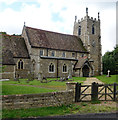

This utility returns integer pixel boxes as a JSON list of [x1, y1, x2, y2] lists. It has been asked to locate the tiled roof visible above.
[[2, 34, 30, 65], [25, 26, 88, 52], [2, 50, 15, 65], [74, 57, 88, 69]]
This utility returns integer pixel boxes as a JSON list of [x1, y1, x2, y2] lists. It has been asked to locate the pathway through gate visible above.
[[80, 78, 104, 101], [75, 78, 118, 102]]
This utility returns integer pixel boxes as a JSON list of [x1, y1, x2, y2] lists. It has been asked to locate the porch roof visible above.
[[74, 57, 88, 69]]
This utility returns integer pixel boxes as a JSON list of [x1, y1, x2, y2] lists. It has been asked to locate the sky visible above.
[[0, 0, 117, 55]]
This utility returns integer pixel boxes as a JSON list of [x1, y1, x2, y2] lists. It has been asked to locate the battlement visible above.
[[75, 7, 100, 23], [76, 16, 99, 23]]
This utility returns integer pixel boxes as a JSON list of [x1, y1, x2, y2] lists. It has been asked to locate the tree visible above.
[[102, 45, 118, 75]]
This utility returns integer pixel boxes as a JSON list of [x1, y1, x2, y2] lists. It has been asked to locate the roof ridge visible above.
[[25, 26, 75, 37]]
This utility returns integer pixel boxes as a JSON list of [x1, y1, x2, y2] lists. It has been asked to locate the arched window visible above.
[[63, 64, 67, 72], [18, 59, 24, 69], [78, 26, 81, 35], [92, 25, 95, 34], [49, 63, 54, 72]]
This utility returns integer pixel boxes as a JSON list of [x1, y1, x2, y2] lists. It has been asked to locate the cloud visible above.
[[0, 0, 18, 5], [101, 6, 116, 54], [0, 1, 116, 55]]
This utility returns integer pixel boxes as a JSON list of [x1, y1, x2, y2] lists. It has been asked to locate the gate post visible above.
[[113, 83, 116, 101], [91, 82, 98, 101], [75, 82, 81, 102]]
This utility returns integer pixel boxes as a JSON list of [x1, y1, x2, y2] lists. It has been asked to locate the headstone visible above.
[[68, 67, 72, 79], [38, 72, 42, 81], [107, 70, 111, 77]]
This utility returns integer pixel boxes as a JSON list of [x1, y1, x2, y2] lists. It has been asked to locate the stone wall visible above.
[[2, 65, 15, 79], [14, 58, 31, 78], [2, 90, 74, 109], [40, 59, 76, 78]]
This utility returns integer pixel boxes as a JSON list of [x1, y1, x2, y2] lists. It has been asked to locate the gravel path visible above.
[[81, 77, 113, 101], [83, 77, 104, 85]]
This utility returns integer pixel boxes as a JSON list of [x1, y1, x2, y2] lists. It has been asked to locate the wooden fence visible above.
[[75, 82, 118, 102]]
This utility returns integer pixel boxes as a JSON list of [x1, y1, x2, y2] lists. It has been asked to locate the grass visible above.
[[2, 77, 86, 85], [96, 75, 118, 84], [2, 77, 86, 95], [2, 102, 117, 119], [1, 76, 118, 119], [2, 84, 57, 95]]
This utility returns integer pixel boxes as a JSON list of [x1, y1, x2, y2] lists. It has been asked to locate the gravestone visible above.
[[107, 70, 111, 77]]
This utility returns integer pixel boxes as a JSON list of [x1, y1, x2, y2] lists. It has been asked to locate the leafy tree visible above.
[[102, 45, 118, 75]]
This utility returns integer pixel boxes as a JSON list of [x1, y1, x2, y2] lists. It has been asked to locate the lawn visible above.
[[2, 77, 86, 86], [2, 102, 117, 119], [2, 77, 86, 95], [2, 75, 118, 95], [1, 76, 118, 119], [96, 75, 118, 84], [2, 84, 57, 95]]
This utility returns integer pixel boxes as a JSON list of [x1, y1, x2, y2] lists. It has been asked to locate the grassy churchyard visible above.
[[2, 75, 118, 119], [96, 75, 118, 84], [2, 77, 86, 95]]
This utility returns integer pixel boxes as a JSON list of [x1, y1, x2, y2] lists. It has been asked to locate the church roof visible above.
[[25, 26, 88, 52], [2, 34, 30, 65], [74, 57, 88, 69], [2, 50, 15, 65]]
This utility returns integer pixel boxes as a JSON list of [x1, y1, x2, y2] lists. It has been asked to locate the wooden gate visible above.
[[75, 82, 118, 102], [75, 83, 92, 102], [98, 83, 118, 101]]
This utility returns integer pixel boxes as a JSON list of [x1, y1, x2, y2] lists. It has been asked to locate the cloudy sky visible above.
[[0, 0, 117, 55]]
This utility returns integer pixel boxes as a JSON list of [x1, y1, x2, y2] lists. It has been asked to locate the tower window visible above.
[[49, 63, 55, 73], [72, 53, 75, 57], [18, 59, 24, 69], [63, 64, 67, 73], [92, 40, 95, 47], [92, 25, 95, 34], [78, 26, 81, 35]]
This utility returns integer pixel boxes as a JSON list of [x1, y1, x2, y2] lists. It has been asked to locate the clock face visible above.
[[92, 40, 95, 47]]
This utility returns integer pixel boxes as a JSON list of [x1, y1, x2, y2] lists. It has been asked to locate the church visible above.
[[2, 8, 102, 79]]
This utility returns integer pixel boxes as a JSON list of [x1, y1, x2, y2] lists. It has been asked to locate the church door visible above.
[[82, 65, 89, 77]]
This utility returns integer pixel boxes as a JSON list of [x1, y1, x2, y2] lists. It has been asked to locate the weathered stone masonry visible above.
[[2, 90, 74, 109]]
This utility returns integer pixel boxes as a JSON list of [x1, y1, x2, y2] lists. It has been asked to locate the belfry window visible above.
[[63, 64, 67, 72], [92, 25, 95, 34], [18, 59, 24, 69], [78, 26, 81, 35], [49, 63, 54, 73], [72, 53, 75, 57]]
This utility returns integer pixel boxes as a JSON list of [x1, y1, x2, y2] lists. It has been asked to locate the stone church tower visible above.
[[73, 8, 102, 76]]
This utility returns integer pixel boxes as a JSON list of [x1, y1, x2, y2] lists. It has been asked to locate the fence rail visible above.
[[75, 82, 118, 102]]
